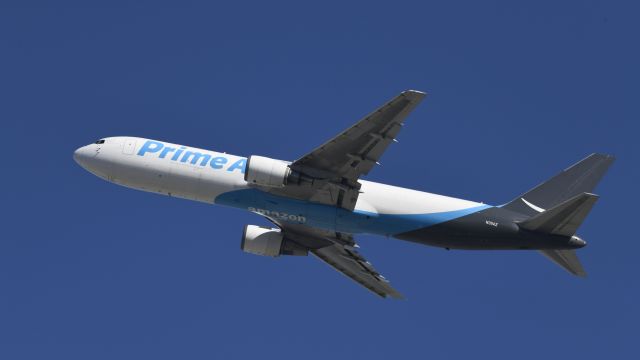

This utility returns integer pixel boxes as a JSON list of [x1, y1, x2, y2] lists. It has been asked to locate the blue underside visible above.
[[215, 188, 492, 236]]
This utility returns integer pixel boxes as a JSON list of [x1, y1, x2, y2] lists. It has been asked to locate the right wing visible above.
[[312, 242, 403, 299], [277, 223, 403, 299]]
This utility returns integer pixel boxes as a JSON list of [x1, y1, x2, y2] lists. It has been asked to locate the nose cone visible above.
[[73, 142, 114, 180], [569, 235, 587, 248], [73, 145, 95, 169]]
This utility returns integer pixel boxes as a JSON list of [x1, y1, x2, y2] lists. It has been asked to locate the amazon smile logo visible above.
[[521, 198, 545, 213]]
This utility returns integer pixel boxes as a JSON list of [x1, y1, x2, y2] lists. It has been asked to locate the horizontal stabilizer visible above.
[[540, 249, 587, 277], [518, 192, 599, 237]]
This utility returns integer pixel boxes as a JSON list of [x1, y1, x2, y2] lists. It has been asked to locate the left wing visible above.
[[291, 90, 426, 183], [261, 90, 426, 210], [278, 223, 403, 299]]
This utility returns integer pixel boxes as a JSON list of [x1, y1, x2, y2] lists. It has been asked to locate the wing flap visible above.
[[274, 222, 402, 299], [312, 244, 403, 299]]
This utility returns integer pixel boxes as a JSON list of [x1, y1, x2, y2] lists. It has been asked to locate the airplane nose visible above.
[[73, 145, 94, 168]]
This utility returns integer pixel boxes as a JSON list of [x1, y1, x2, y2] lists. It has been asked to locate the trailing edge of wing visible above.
[[312, 244, 403, 299], [274, 222, 403, 299]]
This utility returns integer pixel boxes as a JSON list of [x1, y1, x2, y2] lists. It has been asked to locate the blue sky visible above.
[[1, 1, 638, 359]]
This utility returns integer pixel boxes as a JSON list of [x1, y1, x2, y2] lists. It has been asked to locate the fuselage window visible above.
[[95, 139, 105, 144]]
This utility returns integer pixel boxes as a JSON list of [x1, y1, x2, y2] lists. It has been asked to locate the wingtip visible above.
[[571, 268, 588, 277], [402, 89, 428, 102], [382, 291, 405, 300], [590, 152, 616, 162]]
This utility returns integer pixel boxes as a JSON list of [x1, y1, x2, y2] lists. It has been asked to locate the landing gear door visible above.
[[122, 138, 137, 155]]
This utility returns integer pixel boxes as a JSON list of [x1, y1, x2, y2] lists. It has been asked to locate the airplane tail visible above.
[[502, 153, 615, 217], [517, 192, 599, 237], [503, 153, 615, 277], [517, 193, 598, 277]]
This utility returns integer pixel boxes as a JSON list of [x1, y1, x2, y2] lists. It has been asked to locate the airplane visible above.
[[73, 90, 614, 298]]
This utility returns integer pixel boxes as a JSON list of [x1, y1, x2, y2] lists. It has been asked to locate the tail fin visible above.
[[521, 192, 601, 278], [518, 192, 599, 237], [506, 154, 614, 277], [519, 194, 597, 277], [503, 153, 615, 217]]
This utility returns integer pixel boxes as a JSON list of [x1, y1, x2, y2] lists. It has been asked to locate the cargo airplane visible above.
[[74, 90, 614, 298]]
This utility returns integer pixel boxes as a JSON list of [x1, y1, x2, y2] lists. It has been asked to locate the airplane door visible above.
[[122, 138, 137, 155]]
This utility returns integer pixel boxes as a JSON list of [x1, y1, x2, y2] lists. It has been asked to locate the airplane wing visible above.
[[278, 223, 403, 299], [291, 90, 426, 182], [312, 242, 403, 299], [265, 90, 426, 210], [250, 91, 422, 297]]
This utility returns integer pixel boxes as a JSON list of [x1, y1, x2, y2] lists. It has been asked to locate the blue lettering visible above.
[[171, 146, 186, 161], [159, 146, 176, 159], [137, 140, 164, 156], [227, 158, 247, 173], [209, 156, 228, 169], [181, 151, 211, 166], [136, 140, 247, 174]]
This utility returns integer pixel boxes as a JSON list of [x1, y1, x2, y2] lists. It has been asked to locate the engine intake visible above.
[[241, 225, 308, 257], [244, 155, 291, 187]]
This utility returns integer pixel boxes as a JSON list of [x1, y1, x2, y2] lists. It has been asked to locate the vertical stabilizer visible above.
[[503, 153, 614, 217]]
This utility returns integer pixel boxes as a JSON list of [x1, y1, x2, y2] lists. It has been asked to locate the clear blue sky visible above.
[[1, 1, 638, 359]]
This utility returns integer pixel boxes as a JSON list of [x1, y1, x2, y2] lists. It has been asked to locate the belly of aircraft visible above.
[[216, 188, 578, 250], [214, 188, 492, 239]]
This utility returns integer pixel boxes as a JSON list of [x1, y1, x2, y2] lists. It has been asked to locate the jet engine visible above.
[[241, 225, 307, 257], [244, 155, 291, 187]]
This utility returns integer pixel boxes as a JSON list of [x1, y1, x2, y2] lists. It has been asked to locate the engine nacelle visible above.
[[241, 225, 284, 257], [244, 155, 291, 188], [241, 225, 308, 257]]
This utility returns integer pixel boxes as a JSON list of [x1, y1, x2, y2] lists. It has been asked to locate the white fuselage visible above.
[[74, 137, 487, 236]]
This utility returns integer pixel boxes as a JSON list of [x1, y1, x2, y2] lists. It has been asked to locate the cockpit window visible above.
[[95, 139, 105, 144]]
